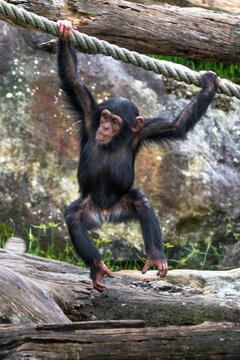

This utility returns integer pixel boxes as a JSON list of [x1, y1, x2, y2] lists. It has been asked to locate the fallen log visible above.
[[1, 247, 240, 358], [1, 248, 240, 326], [163, 0, 240, 13], [0, 321, 239, 359], [0, 249, 93, 323], [1, 0, 240, 63]]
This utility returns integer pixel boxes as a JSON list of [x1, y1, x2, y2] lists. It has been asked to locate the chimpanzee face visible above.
[[96, 97, 143, 145], [97, 109, 123, 144]]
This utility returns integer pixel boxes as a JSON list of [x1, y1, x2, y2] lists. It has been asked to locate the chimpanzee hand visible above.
[[199, 71, 221, 93], [57, 20, 73, 40], [142, 257, 168, 278], [93, 261, 115, 292]]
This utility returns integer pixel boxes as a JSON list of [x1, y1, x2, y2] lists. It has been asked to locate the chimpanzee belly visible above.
[[78, 144, 135, 208], [85, 179, 131, 208]]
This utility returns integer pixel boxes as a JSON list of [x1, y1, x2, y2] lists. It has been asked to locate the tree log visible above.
[[1, 248, 240, 358], [0, 321, 239, 359], [1, 0, 240, 63], [158, 0, 240, 13], [1, 248, 240, 327], [0, 249, 93, 323]]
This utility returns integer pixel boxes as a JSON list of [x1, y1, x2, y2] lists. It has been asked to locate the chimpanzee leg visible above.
[[110, 188, 167, 274], [134, 190, 166, 260], [64, 197, 102, 280]]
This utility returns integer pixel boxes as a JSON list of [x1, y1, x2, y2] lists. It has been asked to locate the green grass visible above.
[[22, 222, 226, 271], [167, 242, 222, 271], [0, 221, 236, 272], [24, 222, 85, 267], [0, 222, 12, 248], [150, 55, 240, 84]]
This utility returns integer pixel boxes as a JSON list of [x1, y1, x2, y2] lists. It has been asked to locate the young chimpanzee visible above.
[[57, 20, 221, 292]]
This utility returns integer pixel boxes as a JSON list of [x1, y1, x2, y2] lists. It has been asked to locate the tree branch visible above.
[[3, 0, 240, 64]]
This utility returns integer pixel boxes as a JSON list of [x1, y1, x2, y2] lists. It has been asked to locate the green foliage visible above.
[[0, 223, 12, 248], [226, 217, 240, 242], [150, 55, 240, 84], [166, 240, 221, 270], [1, 219, 239, 272], [108, 255, 144, 273], [24, 222, 85, 266]]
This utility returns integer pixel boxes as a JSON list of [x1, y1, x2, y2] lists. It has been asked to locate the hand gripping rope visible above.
[[0, 0, 240, 99]]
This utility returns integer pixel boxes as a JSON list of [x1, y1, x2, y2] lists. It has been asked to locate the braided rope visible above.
[[0, 0, 239, 99]]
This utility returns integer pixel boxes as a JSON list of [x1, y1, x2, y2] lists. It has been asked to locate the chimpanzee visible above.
[[57, 20, 221, 292]]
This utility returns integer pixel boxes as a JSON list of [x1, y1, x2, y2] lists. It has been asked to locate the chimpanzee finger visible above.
[[157, 267, 163, 277], [63, 22, 71, 39], [68, 28, 72, 38], [56, 20, 61, 30], [141, 261, 150, 274], [93, 280, 105, 292], [105, 268, 115, 278], [95, 285, 105, 292], [157, 270, 167, 278], [160, 268, 168, 277], [66, 22, 72, 39], [57, 21, 64, 37], [157, 260, 168, 277]]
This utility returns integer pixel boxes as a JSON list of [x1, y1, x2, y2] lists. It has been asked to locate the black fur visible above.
[[57, 39, 219, 280]]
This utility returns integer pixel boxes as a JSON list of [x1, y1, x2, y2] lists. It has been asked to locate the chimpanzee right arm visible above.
[[57, 23, 97, 134]]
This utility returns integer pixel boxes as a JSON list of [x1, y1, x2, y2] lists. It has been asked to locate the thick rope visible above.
[[0, 0, 239, 99]]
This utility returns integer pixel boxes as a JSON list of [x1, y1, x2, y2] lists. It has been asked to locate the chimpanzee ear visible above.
[[131, 116, 144, 132]]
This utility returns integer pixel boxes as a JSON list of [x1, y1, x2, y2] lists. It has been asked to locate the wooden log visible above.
[[0, 249, 93, 323], [0, 321, 239, 359], [159, 0, 240, 13], [2, 0, 240, 63], [1, 249, 240, 326]]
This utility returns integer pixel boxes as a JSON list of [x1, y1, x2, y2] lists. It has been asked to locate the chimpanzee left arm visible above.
[[138, 71, 221, 142]]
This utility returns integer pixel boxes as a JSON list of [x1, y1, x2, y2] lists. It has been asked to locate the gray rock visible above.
[[0, 21, 240, 266]]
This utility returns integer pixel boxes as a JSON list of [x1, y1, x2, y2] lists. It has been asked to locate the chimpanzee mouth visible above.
[[97, 131, 110, 143], [97, 135, 111, 146]]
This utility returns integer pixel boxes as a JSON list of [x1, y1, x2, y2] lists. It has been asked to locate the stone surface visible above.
[[0, 22, 240, 266], [221, 242, 240, 268]]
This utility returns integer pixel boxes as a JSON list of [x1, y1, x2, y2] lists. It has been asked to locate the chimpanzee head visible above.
[[94, 97, 144, 147]]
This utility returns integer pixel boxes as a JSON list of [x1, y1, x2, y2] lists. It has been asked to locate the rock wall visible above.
[[0, 21, 240, 265]]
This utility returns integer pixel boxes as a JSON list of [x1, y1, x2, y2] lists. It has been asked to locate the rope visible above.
[[0, 0, 239, 100]]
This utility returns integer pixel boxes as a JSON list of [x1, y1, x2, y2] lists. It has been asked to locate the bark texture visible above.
[[2, 0, 240, 63], [1, 248, 240, 327], [0, 321, 240, 359], [1, 248, 240, 358], [0, 249, 93, 324], [162, 0, 240, 13]]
